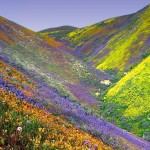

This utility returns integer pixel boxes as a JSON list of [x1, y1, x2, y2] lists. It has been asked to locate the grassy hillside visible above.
[[1, 45, 150, 150], [40, 25, 77, 33], [39, 26, 78, 45], [96, 5, 150, 72], [1, 16, 150, 149], [100, 56, 150, 141], [41, 5, 150, 73], [0, 60, 111, 149], [0, 16, 111, 110]]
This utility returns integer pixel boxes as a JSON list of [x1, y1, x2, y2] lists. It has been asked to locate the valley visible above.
[[0, 4, 150, 150]]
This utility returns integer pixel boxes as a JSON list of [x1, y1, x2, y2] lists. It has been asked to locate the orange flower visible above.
[[5, 119, 9, 123]]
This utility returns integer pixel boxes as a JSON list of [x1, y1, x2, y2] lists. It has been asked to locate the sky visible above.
[[0, 0, 150, 31]]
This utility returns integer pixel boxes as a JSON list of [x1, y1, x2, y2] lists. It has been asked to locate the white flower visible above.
[[95, 92, 100, 96], [100, 80, 111, 85], [17, 127, 22, 132]]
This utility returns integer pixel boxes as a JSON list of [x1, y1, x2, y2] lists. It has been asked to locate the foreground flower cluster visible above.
[[0, 88, 112, 149]]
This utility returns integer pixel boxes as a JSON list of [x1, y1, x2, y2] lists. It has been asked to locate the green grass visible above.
[[100, 56, 150, 141]]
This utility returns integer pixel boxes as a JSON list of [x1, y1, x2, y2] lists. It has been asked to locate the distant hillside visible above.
[[101, 56, 150, 141], [43, 5, 150, 73], [39, 25, 78, 33], [39, 26, 78, 44]]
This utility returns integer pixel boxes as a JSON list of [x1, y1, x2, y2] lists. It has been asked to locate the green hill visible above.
[[39, 25, 78, 33], [100, 56, 150, 141], [41, 5, 150, 73], [39, 26, 78, 44]]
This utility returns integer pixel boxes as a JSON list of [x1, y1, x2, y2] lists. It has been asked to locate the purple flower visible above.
[[26, 120, 30, 123], [83, 139, 90, 145]]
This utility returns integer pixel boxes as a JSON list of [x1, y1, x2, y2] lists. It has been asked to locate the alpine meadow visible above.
[[0, 3, 150, 150]]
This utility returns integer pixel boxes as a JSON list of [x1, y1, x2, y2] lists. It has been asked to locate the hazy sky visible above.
[[0, 0, 150, 31]]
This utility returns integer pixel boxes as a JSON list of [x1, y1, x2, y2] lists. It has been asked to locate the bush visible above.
[[141, 120, 149, 128], [143, 131, 150, 142]]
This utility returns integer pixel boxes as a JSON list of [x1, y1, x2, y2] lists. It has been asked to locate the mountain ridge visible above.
[[39, 25, 78, 33]]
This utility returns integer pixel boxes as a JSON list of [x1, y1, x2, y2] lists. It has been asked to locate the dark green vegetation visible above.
[[40, 25, 77, 33]]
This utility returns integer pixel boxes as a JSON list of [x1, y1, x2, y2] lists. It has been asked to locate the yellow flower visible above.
[[38, 128, 42, 132], [44, 140, 49, 144], [38, 128, 44, 132]]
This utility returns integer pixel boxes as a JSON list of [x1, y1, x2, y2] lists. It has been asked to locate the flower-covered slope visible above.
[[1, 53, 150, 149], [1, 19, 150, 149], [0, 61, 112, 149], [101, 56, 150, 141], [0, 16, 112, 110], [41, 5, 150, 73]]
